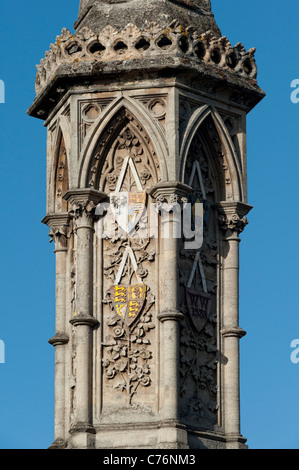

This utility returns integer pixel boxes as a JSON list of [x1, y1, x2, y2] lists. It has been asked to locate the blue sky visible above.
[[0, 0, 298, 449]]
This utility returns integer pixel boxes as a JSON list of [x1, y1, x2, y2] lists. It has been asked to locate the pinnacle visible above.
[[76, 0, 220, 37]]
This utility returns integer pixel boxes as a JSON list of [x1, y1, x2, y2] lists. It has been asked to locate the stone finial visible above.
[[78, 0, 212, 15], [75, 0, 219, 37]]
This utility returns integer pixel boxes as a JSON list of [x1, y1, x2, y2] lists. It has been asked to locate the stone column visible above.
[[150, 182, 192, 448], [42, 214, 70, 449], [63, 189, 106, 448], [216, 201, 252, 449]]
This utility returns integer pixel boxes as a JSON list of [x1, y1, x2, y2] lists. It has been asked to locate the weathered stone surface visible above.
[[28, 1, 264, 120], [76, 0, 219, 36], [31, 0, 264, 450]]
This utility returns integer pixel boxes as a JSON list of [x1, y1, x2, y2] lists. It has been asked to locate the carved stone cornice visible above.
[[215, 201, 253, 235], [42, 213, 71, 251]]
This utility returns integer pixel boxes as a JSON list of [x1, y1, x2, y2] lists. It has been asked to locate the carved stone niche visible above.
[[179, 118, 220, 431], [55, 134, 69, 213], [87, 108, 161, 191], [90, 108, 162, 418]]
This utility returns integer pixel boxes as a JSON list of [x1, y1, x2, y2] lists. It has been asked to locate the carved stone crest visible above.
[[110, 284, 147, 326], [186, 288, 211, 333], [110, 190, 147, 235]]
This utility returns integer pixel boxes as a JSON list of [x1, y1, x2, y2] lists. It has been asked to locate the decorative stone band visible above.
[[48, 333, 70, 347], [215, 201, 253, 235], [35, 20, 258, 95], [158, 309, 185, 323], [69, 314, 99, 328], [69, 422, 97, 435], [221, 327, 247, 339]]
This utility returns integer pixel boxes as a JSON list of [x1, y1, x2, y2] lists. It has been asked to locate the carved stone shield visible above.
[[110, 191, 146, 234], [128, 191, 147, 234], [186, 288, 211, 333], [110, 284, 147, 326]]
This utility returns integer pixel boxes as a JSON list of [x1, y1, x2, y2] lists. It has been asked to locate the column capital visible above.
[[64, 189, 107, 227], [214, 201, 253, 235], [63, 188, 107, 207], [42, 213, 71, 251], [149, 182, 193, 205]]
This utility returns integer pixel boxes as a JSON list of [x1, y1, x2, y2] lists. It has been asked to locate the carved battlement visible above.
[[35, 20, 258, 95]]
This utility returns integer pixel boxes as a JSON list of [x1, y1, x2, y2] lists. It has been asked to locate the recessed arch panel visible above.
[[180, 105, 243, 202], [79, 98, 169, 189]]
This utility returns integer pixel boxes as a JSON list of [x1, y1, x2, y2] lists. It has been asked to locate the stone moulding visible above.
[[35, 20, 258, 95]]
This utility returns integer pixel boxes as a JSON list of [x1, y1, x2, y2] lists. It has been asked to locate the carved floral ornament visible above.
[[218, 213, 248, 234], [102, 238, 156, 404], [216, 202, 253, 234], [35, 20, 258, 94], [49, 226, 69, 249], [42, 214, 71, 250]]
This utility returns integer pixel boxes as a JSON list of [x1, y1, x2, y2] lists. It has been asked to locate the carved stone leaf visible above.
[[115, 359, 128, 372], [114, 382, 127, 392]]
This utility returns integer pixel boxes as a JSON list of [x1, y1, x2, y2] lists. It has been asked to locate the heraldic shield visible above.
[[186, 288, 212, 333], [110, 191, 147, 235], [110, 284, 147, 327]]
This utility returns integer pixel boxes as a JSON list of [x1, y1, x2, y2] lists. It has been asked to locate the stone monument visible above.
[[28, 0, 265, 449]]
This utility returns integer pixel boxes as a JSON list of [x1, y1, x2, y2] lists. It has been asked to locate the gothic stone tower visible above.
[[28, 0, 264, 449]]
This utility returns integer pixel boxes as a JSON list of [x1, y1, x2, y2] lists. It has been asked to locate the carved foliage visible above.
[[102, 269, 155, 405], [97, 112, 160, 408]]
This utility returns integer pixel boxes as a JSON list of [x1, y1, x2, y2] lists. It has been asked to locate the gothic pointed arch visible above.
[[50, 120, 70, 213], [78, 99, 168, 189], [177, 105, 244, 429], [180, 105, 243, 203], [89, 106, 162, 410]]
